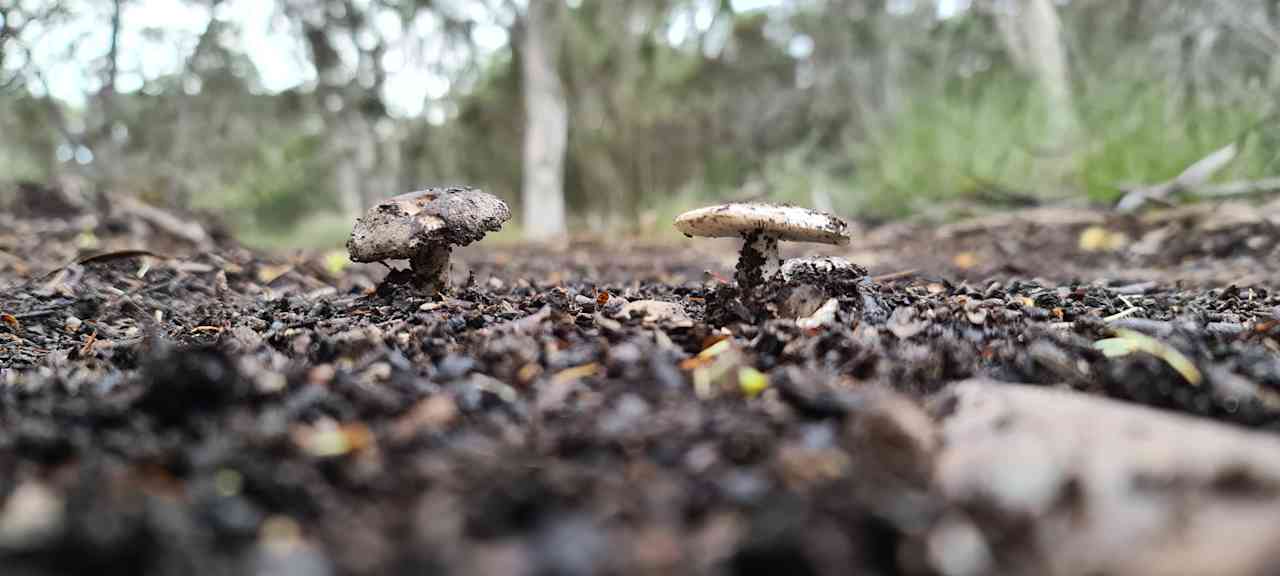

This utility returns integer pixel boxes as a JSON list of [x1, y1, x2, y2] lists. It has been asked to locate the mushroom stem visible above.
[[736, 231, 781, 288], [410, 247, 452, 293]]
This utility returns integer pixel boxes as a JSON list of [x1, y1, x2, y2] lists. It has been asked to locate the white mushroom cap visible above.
[[673, 203, 850, 245], [348, 187, 510, 263]]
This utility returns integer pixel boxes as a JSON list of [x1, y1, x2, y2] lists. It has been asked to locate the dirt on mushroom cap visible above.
[[347, 187, 511, 262], [673, 203, 850, 245]]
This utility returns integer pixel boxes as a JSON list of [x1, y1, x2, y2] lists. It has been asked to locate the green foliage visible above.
[[445, 51, 523, 198], [0, 95, 58, 183], [8, 0, 1280, 247], [847, 74, 1044, 219], [1078, 87, 1276, 202], [200, 133, 332, 230], [0, 150, 46, 185], [840, 74, 1277, 219], [236, 211, 352, 250]]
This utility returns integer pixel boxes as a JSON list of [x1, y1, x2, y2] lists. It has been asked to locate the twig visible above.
[[1102, 307, 1142, 323], [115, 197, 211, 246], [870, 269, 919, 283], [1116, 143, 1239, 212], [1113, 109, 1279, 212], [76, 249, 170, 266], [1108, 318, 1174, 338], [13, 308, 62, 320], [1111, 281, 1159, 295], [1195, 177, 1280, 198]]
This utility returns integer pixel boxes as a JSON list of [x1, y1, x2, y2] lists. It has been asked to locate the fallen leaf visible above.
[[256, 264, 294, 284], [1, 314, 20, 334], [738, 367, 769, 398], [621, 300, 693, 326], [1078, 226, 1129, 252], [75, 249, 165, 266], [323, 250, 350, 276], [796, 298, 839, 331], [952, 252, 978, 270], [1094, 329, 1202, 386], [392, 394, 459, 439], [74, 231, 99, 250], [294, 421, 374, 458], [552, 363, 600, 385]]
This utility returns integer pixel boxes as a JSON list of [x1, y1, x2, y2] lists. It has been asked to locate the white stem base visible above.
[[736, 232, 781, 289]]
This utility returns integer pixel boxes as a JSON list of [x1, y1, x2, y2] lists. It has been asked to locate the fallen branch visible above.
[[116, 196, 211, 246], [1195, 177, 1280, 198], [1115, 109, 1280, 212], [1115, 143, 1239, 213], [926, 380, 1280, 576]]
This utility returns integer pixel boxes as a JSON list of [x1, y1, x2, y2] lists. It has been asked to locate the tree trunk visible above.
[[330, 107, 380, 218], [1267, 0, 1280, 90], [332, 125, 362, 218], [994, 0, 1078, 193], [1020, 0, 1077, 145], [0, 6, 10, 74], [106, 0, 122, 96], [1121, 0, 1145, 40], [993, 1, 1028, 71], [94, 0, 126, 188], [520, 0, 569, 240], [872, 0, 902, 119]]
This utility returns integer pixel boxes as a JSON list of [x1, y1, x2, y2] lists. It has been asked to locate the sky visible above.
[[8, 0, 968, 117]]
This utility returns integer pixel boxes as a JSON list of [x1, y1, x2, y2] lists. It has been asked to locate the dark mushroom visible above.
[[347, 187, 511, 293]]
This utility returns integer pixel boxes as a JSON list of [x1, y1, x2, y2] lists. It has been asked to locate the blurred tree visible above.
[[991, 0, 1077, 191], [282, 0, 399, 218], [2, 0, 1277, 241], [0, 1, 77, 182], [518, 0, 568, 239]]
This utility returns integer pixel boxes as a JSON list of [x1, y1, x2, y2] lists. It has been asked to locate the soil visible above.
[[1, 193, 1279, 575]]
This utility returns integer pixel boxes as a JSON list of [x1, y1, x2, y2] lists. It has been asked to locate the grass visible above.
[[846, 75, 1047, 219], [840, 75, 1277, 219], [0, 152, 48, 186], [1078, 87, 1276, 202], [226, 74, 1280, 247], [236, 212, 353, 251]]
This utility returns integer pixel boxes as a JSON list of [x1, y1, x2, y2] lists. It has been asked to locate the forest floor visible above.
[[2, 192, 1280, 575]]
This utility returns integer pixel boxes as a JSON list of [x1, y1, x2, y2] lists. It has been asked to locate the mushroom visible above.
[[673, 203, 850, 288], [347, 187, 511, 292], [779, 256, 862, 282]]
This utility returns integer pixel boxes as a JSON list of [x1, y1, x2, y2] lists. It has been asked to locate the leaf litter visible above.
[[0, 199, 1280, 574]]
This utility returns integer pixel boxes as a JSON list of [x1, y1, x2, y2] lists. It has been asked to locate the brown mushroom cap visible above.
[[673, 203, 850, 245], [347, 187, 511, 262]]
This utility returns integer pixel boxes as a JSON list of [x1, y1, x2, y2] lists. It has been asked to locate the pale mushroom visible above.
[[779, 256, 861, 282], [673, 203, 850, 288], [347, 187, 510, 293]]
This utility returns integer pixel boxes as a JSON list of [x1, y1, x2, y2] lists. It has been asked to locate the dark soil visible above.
[[1, 194, 1279, 575]]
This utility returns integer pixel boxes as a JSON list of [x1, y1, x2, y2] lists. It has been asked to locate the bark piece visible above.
[[927, 380, 1280, 576]]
